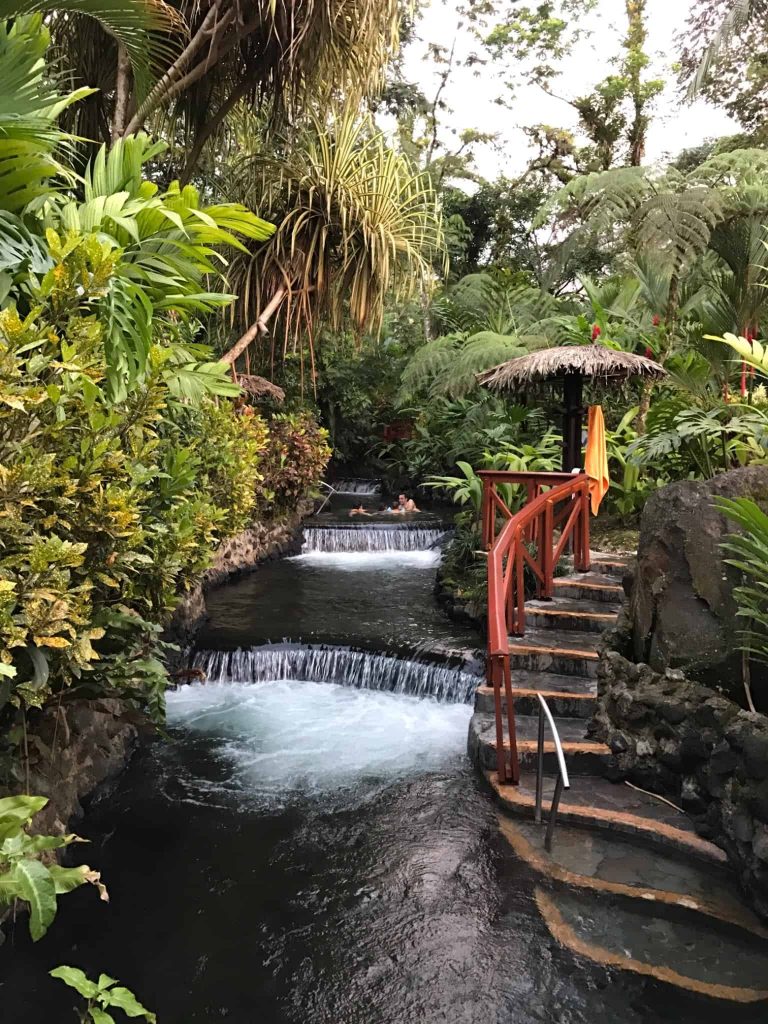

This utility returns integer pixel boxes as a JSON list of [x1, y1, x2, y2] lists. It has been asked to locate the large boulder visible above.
[[629, 466, 768, 700]]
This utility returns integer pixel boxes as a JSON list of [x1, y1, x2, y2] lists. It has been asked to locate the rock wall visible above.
[[10, 698, 140, 836], [627, 465, 768, 699], [169, 502, 310, 646], [592, 650, 768, 918], [592, 466, 768, 919]]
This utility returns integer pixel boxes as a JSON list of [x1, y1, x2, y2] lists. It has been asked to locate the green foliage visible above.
[[604, 408, 669, 517], [426, 462, 484, 514], [51, 966, 156, 1024], [0, 794, 106, 941], [255, 412, 331, 515], [627, 400, 768, 478], [44, 133, 274, 401], [0, 16, 89, 215], [401, 273, 560, 399], [716, 496, 768, 672]]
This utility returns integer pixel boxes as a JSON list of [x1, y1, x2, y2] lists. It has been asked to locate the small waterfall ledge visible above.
[[191, 644, 481, 704], [329, 479, 381, 495], [302, 525, 448, 553]]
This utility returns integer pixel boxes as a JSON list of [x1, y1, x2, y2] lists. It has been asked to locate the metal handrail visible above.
[[535, 693, 570, 851], [314, 481, 337, 515]]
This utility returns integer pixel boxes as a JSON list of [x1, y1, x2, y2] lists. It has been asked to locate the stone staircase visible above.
[[468, 552, 768, 1004], [469, 552, 624, 775]]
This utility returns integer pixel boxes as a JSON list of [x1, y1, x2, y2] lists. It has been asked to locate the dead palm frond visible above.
[[47, 0, 400, 172], [221, 107, 445, 376]]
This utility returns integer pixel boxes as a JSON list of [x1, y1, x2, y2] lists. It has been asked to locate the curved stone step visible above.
[[469, 712, 610, 775], [475, 681, 596, 719], [552, 575, 624, 603], [508, 629, 599, 678], [535, 886, 768, 1003], [525, 598, 619, 634], [500, 816, 768, 938], [589, 557, 630, 578], [485, 771, 727, 864]]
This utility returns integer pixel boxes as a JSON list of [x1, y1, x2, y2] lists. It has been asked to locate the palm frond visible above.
[[1, 0, 181, 106]]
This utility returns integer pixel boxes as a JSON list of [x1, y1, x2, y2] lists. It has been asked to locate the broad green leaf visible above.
[[104, 986, 155, 1019], [50, 966, 99, 999], [90, 1010, 115, 1024], [0, 795, 46, 841], [13, 857, 56, 940]]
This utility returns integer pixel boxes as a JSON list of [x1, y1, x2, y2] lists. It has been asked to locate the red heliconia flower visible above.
[[652, 314, 661, 327], [591, 324, 601, 341], [644, 346, 653, 359]]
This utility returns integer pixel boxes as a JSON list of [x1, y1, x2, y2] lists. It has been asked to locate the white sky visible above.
[[403, 0, 739, 180]]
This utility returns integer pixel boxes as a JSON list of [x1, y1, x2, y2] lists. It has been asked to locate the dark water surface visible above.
[[3, 530, 766, 1023], [197, 551, 479, 654], [1, 679, 764, 1024]]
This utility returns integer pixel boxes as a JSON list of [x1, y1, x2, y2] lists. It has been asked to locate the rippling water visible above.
[[4, 681, 764, 1024], [166, 679, 473, 798]]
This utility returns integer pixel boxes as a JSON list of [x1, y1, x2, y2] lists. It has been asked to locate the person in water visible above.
[[348, 504, 370, 517], [397, 493, 420, 512]]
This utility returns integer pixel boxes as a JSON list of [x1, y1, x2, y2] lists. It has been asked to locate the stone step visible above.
[[486, 772, 727, 865], [586, 557, 630, 578], [468, 711, 610, 775], [475, 679, 595, 719], [508, 629, 599, 678], [552, 575, 624, 603], [535, 886, 768, 1003], [525, 598, 619, 634], [500, 817, 768, 939]]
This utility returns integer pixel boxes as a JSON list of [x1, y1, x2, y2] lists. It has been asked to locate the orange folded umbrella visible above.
[[585, 404, 609, 515]]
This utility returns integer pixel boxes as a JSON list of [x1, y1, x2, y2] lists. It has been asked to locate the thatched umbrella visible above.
[[235, 374, 286, 403], [477, 345, 667, 471]]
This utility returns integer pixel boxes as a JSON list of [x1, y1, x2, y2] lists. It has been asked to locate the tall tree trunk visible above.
[[419, 283, 433, 343], [625, 0, 650, 166], [179, 76, 253, 186], [112, 44, 132, 142], [221, 287, 288, 368]]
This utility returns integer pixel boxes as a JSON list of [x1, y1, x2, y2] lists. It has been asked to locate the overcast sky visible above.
[[402, 0, 738, 180]]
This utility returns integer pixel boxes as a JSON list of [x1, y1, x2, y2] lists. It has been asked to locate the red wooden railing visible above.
[[479, 471, 591, 785]]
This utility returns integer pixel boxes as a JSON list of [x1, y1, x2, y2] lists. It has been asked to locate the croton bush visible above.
[[0, 237, 328, 735]]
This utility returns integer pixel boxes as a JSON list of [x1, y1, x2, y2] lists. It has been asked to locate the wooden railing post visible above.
[[481, 471, 594, 787], [481, 478, 493, 550], [542, 499, 554, 599]]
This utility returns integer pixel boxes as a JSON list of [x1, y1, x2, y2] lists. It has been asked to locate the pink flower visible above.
[[652, 314, 661, 327], [591, 324, 601, 341]]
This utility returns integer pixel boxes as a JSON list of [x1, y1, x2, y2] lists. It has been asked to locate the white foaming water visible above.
[[302, 526, 446, 554], [167, 680, 471, 798], [292, 550, 441, 570]]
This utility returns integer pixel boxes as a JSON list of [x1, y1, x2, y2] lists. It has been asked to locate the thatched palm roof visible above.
[[476, 344, 667, 391], [236, 374, 285, 402]]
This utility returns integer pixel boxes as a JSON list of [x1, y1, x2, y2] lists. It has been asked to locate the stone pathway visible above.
[[468, 552, 768, 1003]]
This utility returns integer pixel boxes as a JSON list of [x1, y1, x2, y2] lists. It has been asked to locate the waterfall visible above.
[[191, 645, 479, 704], [330, 479, 381, 495], [302, 525, 447, 553]]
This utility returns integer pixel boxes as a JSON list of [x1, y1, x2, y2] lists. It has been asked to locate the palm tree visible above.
[[1, 0, 179, 136], [220, 108, 445, 377], [43, 0, 400, 174]]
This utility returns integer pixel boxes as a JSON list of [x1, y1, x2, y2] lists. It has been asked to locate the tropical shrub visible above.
[[716, 496, 768, 711], [51, 967, 156, 1024], [0, 795, 106, 941], [255, 412, 331, 515], [0, 236, 277, 720]]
